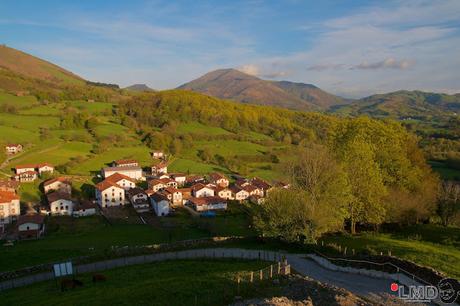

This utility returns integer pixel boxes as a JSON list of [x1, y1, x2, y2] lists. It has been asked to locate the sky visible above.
[[0, 0, 459, 98]]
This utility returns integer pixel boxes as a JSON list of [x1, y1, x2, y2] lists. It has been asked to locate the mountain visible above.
[[178, 68, 347, 111], [273, 80, 350, 109], [124, 84, 155, 92], [0, 45, 84, 85], [332, 90, 460, 119]]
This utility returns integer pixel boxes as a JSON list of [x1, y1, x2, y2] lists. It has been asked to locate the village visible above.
[[0, 144, 285, 241]]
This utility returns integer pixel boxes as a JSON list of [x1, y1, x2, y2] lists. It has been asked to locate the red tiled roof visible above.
[[47, 191, 72, 203], [75, 200, 96, 211], [95, 180, 122, 192], [15, 164, 36, 169], [105, 172, 136, 184], [209, 172, 227, 181], [0, 190, 20, 202], [43, 177, 71, 187], [18, 171, 37, 176]]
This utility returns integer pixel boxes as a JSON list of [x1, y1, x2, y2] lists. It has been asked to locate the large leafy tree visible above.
[[253, 145, 351, 243]]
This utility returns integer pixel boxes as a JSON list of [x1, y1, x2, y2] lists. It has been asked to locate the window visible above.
[[26, 226, 30, 230]]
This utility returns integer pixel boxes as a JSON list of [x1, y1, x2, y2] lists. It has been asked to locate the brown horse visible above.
[[60, 279, 83, 291], [92, 274, 107, 282]]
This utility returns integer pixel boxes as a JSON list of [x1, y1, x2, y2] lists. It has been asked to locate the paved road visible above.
[[285, 253, 395, 298]]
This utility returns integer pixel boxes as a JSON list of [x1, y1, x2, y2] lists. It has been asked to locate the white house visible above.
[[105, 173, 136, 190], [5, 144, 23, 154], [170, 173, 186, 186], [14, 163, 53, 178], [151, 161, 168, 175], [230, 186, 250, 201], [37, 163, 54, 175], [43, 177, 72, 194], [72, 200, 97, 217], [191, 183, 215, 198], [102, 166, 143, 180], [95, 181, 126, 208], [208, 173, 229, 188], [14, 164, 36, 175], [189, 197, 227, 212], [163, 187, 183, 206], [215, 187, 233, 200], [150, 193, 170, 216], [151, 151, 164, 159], [47, 192, 74, 216], [17, 214, 45, 240], [127, 188, 150, 213], [0, 191, 20, 224]]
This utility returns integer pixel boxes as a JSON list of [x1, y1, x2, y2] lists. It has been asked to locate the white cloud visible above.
[[237, 64, 260, 76]]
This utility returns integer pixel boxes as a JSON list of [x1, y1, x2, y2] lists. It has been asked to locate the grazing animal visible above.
[[92, 274, 107, 282], [60, 279, 83, 291]]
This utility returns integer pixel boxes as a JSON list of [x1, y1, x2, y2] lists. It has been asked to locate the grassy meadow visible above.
[[0, 259, 276, 306]]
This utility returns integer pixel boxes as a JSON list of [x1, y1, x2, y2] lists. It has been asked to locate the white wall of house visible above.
[[152, 199, 170, 216], [50, 199, 74, 216], [44, 182, 71, 194], [104, 169, 143, 180], [113, 179, 136, 190], [217, 189, 232, 199], [234, 190, 249, 201], [38, 166, 54, 175], [96, 186, 125, 208], [194, 187, 215, 198], [16, 167, 35, 174], [173, 176, 186, 186], [0, 200, 20, 224], [208, 202, 227, 210]]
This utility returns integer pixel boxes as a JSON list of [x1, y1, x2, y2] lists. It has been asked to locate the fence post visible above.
[[270, 265, 273, 278], [259, 270, 263, 281], [250, 271, 253, 283], [278, 262, 281, 274], [237, 275, 240, 295]]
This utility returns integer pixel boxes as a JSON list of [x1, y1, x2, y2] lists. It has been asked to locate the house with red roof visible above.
[[5, 144, 22, 154], [95, 180, 126, 208], [208, 172, 229, 187], [191, 183, 215, 198], [188, 196, 227, 212], [43, 177, 72, 194], [17, 214, 45, 239]]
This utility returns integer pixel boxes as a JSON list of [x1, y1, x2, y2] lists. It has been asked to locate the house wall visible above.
[[0, 200, 20, 224], [96, 187, 125, 208], [218, 190, 232, 199], [114, 179, 135, 190], [50, 199, 74, 216], [104, 169, 143, 180], [38, 166, 54, 175], [152, 200, 169, 216], [44, 182, 71, 194], [194, 188, 214, 198], [16, 167, 35, 174]]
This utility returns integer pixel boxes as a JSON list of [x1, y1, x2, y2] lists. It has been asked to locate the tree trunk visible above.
[[350, 219, 356, 235]]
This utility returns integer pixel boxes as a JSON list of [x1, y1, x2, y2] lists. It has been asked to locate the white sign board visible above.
[[53, 261, 73, 277]]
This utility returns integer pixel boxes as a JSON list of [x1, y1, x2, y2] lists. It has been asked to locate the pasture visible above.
[[0, 260, 275, 306]]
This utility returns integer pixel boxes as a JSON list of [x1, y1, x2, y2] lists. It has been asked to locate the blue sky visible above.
[[1, 0, 459, 97]]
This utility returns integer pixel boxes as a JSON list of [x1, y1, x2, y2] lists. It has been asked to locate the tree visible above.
[[341, 138, 387, 234], [253, 146, 351, 243], [437, 182, 460, 226]]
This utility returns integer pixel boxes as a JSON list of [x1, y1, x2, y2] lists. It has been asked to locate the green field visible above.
[[0, 203, 254, 272], [1, 259, 275, 306], [321, 224, 460, 279]]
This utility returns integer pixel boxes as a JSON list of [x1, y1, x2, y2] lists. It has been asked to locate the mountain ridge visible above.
[[178, 68, 348, 111]]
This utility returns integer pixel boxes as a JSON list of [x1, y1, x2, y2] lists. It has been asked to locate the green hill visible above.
[[0, 45, 83, 86]]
